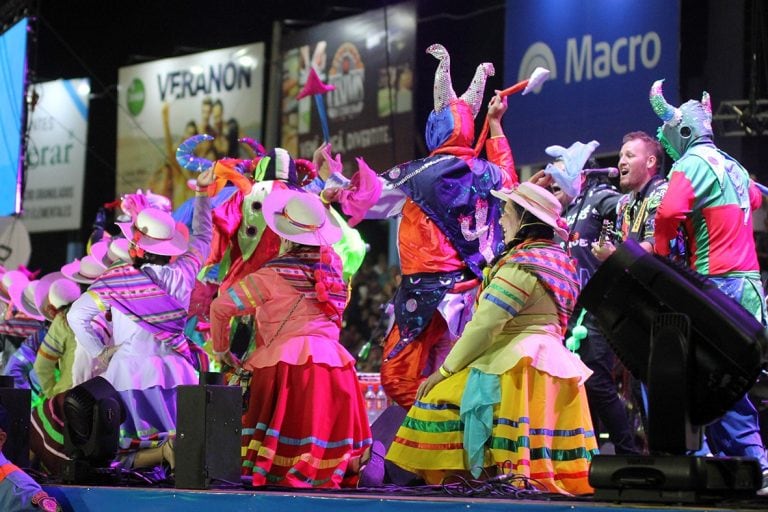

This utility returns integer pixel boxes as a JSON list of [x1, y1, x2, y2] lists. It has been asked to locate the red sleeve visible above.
[[485, 136, 518, 188], [655, 170, 694, 256], [749, 180, 763, 211]]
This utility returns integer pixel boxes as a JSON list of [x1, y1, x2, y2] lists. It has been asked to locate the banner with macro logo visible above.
[[279, 2, 416, 173], [116, 43, 265, 207], [22, 79, 90, 232], [503, 0, 680, 165]]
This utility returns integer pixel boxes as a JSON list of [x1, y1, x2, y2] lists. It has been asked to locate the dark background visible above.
[[0, 0, 765, 273]]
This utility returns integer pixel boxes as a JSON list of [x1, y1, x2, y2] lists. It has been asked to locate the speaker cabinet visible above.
[[175, 384, 241, 489], [0, 387, 30, 467], [589, 454, 762, 503]]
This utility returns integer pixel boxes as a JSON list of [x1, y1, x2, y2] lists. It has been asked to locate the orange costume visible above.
[[368, 45, 517, 408]]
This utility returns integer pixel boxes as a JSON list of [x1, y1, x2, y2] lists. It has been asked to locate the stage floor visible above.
[[42, 484, 768, 512]]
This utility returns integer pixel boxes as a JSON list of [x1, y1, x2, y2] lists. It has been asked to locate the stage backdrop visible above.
[[503, 0, 680, 165], [116, 43, 265, 207], [21, 79, 90, 232], [279, 2, 416, 173], [0, 18, 28, 216]]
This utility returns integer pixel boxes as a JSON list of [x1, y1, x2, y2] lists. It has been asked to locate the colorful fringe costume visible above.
[[386, 240, 597, 495], [67, 194, 212, 459], [368, 44, 517, 409], [211, 247, 372, 488], [651, 80, 768, 471]]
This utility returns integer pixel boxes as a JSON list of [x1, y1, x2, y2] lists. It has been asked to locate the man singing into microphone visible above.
[[592, 131, 667, 259]]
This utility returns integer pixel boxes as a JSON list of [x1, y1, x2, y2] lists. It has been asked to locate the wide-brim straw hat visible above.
[[61, 256, 107, 285], [108, 237, 132, 264], [262, 188, 342, 246], [33, 271, 66, 321], [0, 269, 29, 304], [9, 279, 43, 320], [116, 207, 188, 257], [491, 182, 569, 240]]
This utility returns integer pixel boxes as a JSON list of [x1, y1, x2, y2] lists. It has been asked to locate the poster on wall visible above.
[[503, 0, 680, 165], [21, 78, 90, 232], [280, 2, 416, 174], [116, 43, 265, 207]]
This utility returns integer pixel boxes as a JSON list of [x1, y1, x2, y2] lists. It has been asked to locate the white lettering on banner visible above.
[[157, 62, 253, 101], [565, 32, 661, 83], [327, 69, 365, 119], [345, 126, 391, 151], [298, 126, 390, 162]]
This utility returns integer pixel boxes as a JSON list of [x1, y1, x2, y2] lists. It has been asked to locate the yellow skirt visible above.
[[385, 360, 598, 495]]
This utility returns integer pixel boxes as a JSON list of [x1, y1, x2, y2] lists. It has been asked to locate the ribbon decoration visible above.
[[473, 67, 550, 156], [297, 67, 335, 143]]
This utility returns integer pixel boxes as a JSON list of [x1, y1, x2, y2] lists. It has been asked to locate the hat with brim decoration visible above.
[[61, 256, 107, 285], [262, 188, 342, 246], [9, 279, 43, 321], [116, 207, 188, 257], [491, 182, 569, 240], [33, 272, 66, 322], [107, 237, 132, 264], [0, 270, 29, 304]]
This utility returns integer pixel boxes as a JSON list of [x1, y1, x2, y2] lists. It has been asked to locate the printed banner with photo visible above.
[[280, 2, 416, 174], [117, 43, 265, 207], [22, 78, 90, 232]]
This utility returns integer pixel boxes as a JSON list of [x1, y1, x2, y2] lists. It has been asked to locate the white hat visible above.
[[262, 188, 342, 246], [33, 272, 66, 321], [491, 182, 569, 240], [48, 278, 82, 310], [9, 279, 43, 320], [89, 240, 112, 268], [107, 237, 132, 264], [117, 207, 188, 256], [0, 270, 29, 304], [61, 256, 107, 284]]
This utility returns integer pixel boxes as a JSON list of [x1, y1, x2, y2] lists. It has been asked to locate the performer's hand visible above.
[[312, 143, 343, 181], [98, 345, 120, 367], [215, 349, 241, 369], [487, 92, 508, 122], [196, 168, 216, 189], [528, 169, 554, 189], [313, 143, 331, 178], [591, 240, 616, 262], [415, 371, 446, 402]]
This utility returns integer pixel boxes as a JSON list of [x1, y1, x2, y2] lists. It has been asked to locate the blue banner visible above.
[[503, 0, 679, 165], [0, 18, 28, 216]]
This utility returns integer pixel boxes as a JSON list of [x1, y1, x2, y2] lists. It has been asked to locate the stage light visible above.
[[62, 376, 125, 483], [579, 239, 768, 502]]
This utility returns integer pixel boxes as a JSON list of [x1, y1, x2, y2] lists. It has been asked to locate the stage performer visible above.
[[534, 140, 639, 455], [649, 79, 768, 492], [385, 182, 596, 495], [591, 131, 666, 261], [67, 169, 215, 469], [325, 44, 518, 409], [30, 276, 83, 475], [210, 188, 372, 488]]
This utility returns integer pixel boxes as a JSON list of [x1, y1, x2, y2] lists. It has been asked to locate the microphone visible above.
[[583, 167, 619, 178]]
